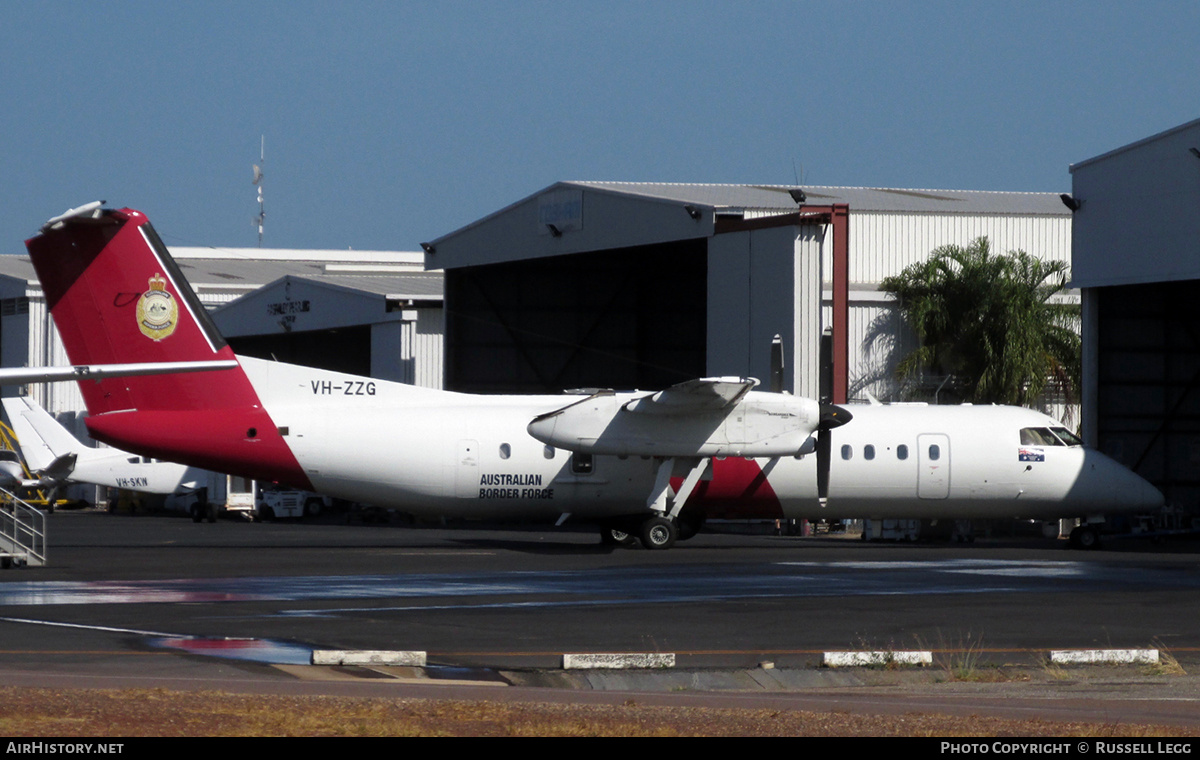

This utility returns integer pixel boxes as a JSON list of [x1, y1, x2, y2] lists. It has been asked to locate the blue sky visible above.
[[3, 1, 1198, 252]]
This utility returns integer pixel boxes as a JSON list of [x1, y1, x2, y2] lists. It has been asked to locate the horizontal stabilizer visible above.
[[0, 360, 239, 387], [39, 452, 77, 482], [40, 201, 106, 232]]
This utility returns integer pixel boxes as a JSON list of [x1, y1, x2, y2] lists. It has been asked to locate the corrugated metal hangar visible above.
[[0, 246, 443, 419], [1071, 117, 1200, 514], [424, 182, 1071, 407]]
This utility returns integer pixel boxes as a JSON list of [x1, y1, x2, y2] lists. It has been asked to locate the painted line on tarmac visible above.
[[0, 615, 190, 638]]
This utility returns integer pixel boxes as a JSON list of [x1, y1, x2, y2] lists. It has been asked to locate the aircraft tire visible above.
[[1070, 525, 1101, 550], [639, 516, 677, 550], [600, 525, 638, 547], [677, 515, 704, 541]]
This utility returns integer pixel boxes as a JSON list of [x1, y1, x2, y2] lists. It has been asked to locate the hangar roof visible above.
[[1070, 116, 1200, 173], [569, 182, 1069, 216], [1069, 117, 1200, 288], [0, 247, 442, 304], [425, 181, 1068, 270]]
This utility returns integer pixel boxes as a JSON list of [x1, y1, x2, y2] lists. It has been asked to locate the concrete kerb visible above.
[[562, 653, 676, 670], [1048, 649, 1159, 665], [311, 650, 427, 666]]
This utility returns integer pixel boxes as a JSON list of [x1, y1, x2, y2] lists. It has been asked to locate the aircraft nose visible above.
[[1080, 449, 1164, 512], [1127, 470, 1165, 511]]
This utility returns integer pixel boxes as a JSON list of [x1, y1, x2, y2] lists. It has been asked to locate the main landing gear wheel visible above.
[[599, 525, 638, 547], [677, 514, 704, 541], [639, 516, 677, 550], [1069, 525, 1102, 550]]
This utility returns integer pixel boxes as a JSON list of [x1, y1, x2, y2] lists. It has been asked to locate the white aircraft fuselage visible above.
[[212, 358, 1156, 524]]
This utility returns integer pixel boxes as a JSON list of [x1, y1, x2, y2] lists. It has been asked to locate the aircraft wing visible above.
[[528, 377, 827, 458], [0, 360, 238, 387]]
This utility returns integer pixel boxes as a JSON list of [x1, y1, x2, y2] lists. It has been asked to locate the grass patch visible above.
[[924, 630, 995, 682], [1145, 641, 1187, 677], [1, 686, 1196, 737]]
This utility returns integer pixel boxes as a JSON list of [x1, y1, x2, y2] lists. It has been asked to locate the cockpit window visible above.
[[1050, 427, 1083, 447], [1020, 427, 1063, 446]]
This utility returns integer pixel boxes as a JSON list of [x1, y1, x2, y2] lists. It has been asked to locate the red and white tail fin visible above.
[[26, 205, 253, 415], [25, 204, 311, 487]]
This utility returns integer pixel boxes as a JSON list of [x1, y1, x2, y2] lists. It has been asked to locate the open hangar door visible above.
[[1092, 279, 1200, 514], [1071, 118, 1200, 522], [445, 238, 707, 394], [226, 325, 372, 378]]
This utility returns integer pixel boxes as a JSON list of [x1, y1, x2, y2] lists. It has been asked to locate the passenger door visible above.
[[917, 434, 950, 499], [455, 439, 479, 498]]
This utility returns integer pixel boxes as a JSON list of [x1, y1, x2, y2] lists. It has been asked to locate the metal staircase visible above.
[[0, 487, 46, 567]]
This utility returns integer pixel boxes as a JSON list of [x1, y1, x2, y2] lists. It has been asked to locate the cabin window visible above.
[[928, 444, 941, 461], [543, 445, 556, 459], [840, 445, 852, 460], [571, 451, 594, 474], [897, 445, 908, 460], [864, 444, 875, 461], [498, 443, 511, 460]]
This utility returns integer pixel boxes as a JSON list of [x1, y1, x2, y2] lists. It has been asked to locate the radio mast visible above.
[[252, 136, 265, 246]]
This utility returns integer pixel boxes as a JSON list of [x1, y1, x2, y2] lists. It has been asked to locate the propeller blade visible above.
[[817, 427, 831, 503], [816, 403, 851, 504], [770, 334, 784, 394], [819, 327, 833, 403]]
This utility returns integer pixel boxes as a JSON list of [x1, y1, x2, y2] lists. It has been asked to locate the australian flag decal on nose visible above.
[[1018, 448, 1045, 462]]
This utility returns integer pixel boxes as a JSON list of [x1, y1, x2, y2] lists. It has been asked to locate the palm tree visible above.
[[880, 237, 1079, 406]]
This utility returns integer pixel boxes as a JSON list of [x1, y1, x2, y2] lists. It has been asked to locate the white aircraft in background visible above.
[[0, 448, 71, 491], [21, 202, 1162, 549], [2, 396, 209, 499]]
